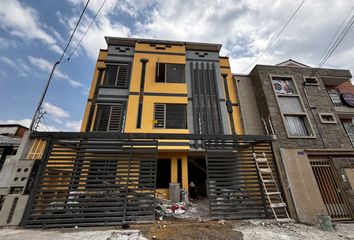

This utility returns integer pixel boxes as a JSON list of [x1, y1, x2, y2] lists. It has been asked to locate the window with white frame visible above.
[[319, 113, 337, 124], [284, 115, 309, 136], [271, 76, 314, 137]]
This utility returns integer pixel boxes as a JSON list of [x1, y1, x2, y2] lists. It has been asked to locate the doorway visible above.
[[188, 158, 208, 197], [310, 158, 352, 220]]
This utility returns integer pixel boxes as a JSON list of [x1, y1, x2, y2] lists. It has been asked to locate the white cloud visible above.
[[0, 102, 82, 132], [0, 37, 17, 48], [0, 118, 61, 132], [0, 56, 31, 77], [0, 56, 15, 66], [65, 0, 354, 74], [65, 120, 82, 131], [0, 0, 62, 54], [27, 56, 84, 87], [42, 102, 70, 124]]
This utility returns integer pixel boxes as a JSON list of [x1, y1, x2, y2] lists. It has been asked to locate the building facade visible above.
[[235, 60, 354, 223], [80, 37, 243, 197]]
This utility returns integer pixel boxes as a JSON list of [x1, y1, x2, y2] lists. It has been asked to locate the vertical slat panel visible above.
[[206, 140, 286, 220], [310, 159, 352, 220], [22, 138, 158, 228]]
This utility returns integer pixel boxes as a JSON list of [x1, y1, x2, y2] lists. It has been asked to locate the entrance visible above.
[[188, 158, 208, 198], [310, 158, 352, 220]]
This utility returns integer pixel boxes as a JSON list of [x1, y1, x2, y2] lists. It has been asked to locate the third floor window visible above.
[[156, 63, 185, 83], [103, 63, 130, 88]]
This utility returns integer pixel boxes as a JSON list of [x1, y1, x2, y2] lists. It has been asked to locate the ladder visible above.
[[253, 152, 292, 222]]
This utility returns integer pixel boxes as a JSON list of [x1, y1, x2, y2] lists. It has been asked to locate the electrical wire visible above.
[[63, 0, 108, 63], [316, 5, 354, 68], [241, 0, 306, 73], [311, 8, 354, 75], [59, 0, 91, 63]]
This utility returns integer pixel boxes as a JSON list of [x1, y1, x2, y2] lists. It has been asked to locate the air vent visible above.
[[108, 104, 124, 131], [115, 64, 129, 88], [154, 104, 165, 128], [304, 77, 319, 85]]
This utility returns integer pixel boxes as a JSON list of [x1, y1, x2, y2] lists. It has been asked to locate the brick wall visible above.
[[250, 65, 352, 150]]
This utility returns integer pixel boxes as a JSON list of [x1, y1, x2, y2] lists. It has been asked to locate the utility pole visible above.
[[29, 61, 60, 131]]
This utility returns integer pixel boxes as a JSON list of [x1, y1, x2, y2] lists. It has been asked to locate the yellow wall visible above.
[[156, 152, 189, 199], [219, 57, 244, 134], [80, 50, 107, 132]]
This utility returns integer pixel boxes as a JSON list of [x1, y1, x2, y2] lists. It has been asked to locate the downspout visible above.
[[302, 83, 326, 148], [222, 73, 236, 135]]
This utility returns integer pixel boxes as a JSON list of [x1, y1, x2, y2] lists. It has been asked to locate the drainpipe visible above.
[[302, 83, 326, 148], [222, 73, 236, 135]]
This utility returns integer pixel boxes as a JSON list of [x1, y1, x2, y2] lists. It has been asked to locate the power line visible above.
[[63, 0, 108, 63], [316, 5, 354, 68], [30, 0, 91, 131], [311, 8, 354, 75], [59, 0, 91, 63], [241, 0, 306, 73]]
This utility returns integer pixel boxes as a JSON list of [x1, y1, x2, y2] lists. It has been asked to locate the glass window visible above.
[[104, 64, 129, 88], [285, 115, 309, 136], [327, 89, 343, 107], [94, 103, 125, 132], [153, 104, 187, 129], [278, 96, 303, 113], [156, 63, 185, 83], [272, 77, 297, 95], [343, 121, 354, 146]]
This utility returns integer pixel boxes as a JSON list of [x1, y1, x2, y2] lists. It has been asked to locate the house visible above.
[[80, 37, 245, 197], [235, 59, 354, 223]]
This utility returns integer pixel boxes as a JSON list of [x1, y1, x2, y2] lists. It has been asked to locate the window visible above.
[[304, 77, 319, 86], [271, 76, 314, 137], [94, 103, 125, 132], [343, 121, 354, 146], [156, 63, 185, 83], [327, 88, 344, 107], [319, 113, 337, 124], [284, 115, 309, 136], [103, 63, 129, 88], [272, 77, 297, 95], [154, 104, 187, 129]]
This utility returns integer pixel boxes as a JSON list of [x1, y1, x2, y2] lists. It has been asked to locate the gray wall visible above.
[[234, 75, 264, 135]]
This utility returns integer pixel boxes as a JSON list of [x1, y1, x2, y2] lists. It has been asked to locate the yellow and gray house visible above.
[[0, 37, 285, 228], [81, 37, 243, 197]]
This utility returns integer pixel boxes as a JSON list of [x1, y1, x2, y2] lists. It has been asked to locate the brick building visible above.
[[235, 60, 354, 223]]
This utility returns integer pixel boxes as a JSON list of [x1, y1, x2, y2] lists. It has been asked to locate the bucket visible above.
[[169, 183, 181, 203], [318, 214, 333, 231]]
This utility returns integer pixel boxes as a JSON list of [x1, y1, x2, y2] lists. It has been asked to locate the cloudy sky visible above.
[[0, 0, 353, 131]]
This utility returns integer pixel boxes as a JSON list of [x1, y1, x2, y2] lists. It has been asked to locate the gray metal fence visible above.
[[21, 138, 158, 228]]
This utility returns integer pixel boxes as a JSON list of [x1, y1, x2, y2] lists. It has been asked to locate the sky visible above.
[[0, 0, 353, 131]]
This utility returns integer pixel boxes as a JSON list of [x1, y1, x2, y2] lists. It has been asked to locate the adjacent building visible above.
[[235, 59, 354, 223]]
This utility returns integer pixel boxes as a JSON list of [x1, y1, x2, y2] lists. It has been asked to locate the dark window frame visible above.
[[93, 102, 126, 132], [153, 103, 187, 129], [101, 62, 131, 89], [155, 62, 186, 83]]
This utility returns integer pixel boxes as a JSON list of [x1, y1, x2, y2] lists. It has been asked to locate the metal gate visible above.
[[310, 158, 352, 220], [206, 140, 287, 219], [22, 138, 158, 228]]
